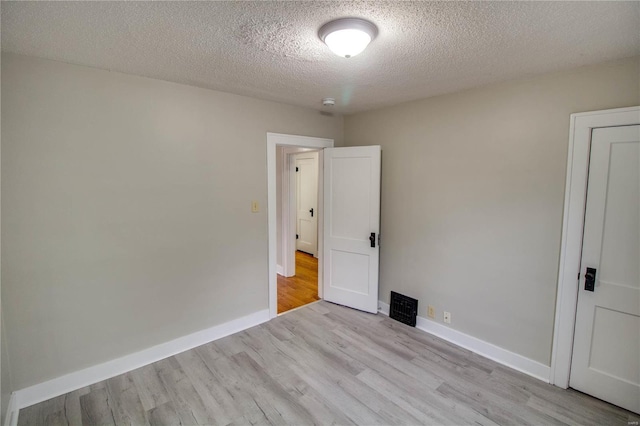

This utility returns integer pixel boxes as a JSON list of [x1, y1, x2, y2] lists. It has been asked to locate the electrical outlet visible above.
[[251, 201, 259, 213], [428, 305, 435, 319], [444, 311, 451, 324]]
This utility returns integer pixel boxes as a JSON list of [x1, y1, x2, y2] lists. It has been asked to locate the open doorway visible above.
[[277, 150, 320, 313], [277, 251, 319, 313], [267, 133, 334, 319]]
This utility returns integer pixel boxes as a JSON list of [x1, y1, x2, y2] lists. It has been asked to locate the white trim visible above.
[[316, 150, 325, 300], [286, 150, 297, 277], [282, 153, 298, 277], [281, 146, 302, 278], [377, 300, 390, 316], [378, 301, 551, 383], [291, 151, 320, 257], [267, 133, 333, 319], [3, 393, 18, 426], [282, 146, 323, 278], [550, 106, 640, 388], [12, 309, 269, 411], [276, 264, 284, 275]]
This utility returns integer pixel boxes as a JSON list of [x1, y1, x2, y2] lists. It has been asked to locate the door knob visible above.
[[584, 267, 596, 292], [309, 208, 314, 217], [369, 232, 376, 248]]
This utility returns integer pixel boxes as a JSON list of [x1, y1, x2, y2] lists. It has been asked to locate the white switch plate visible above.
[[251, 201, 259, 213], [428, 305, 435, 319]]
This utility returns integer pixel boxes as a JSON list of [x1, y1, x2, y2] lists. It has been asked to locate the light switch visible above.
[[251, 201, 259, 213]]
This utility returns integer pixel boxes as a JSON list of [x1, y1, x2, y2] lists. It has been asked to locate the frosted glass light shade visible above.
[[318, 18, 378, 58], [324, 29, 372, 58]]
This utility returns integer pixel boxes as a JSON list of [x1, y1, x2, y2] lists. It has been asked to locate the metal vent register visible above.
[[389, 291, 418, 327]]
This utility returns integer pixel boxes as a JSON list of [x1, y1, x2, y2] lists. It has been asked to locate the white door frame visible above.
[[280, 146, 306, 277], [287, 150, 320, 272], [550, 106, 640, 388], [267, 133, 334, 319]]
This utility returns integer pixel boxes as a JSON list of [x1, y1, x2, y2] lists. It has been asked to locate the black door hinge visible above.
[[296, 234, 299, 239], [296, 167, 299, 172]]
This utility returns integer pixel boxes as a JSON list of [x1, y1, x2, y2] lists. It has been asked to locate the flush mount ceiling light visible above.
[[318, 18, 378, 58]]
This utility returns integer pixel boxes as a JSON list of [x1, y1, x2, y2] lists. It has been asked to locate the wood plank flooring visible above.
[[277, 251, 319, 314], [18, 301, 639, 425]]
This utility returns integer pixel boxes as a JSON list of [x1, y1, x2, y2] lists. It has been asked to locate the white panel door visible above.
[[295, 153, 318, 256], [570, 125, 640, 414], [323, 146, 380, 314]]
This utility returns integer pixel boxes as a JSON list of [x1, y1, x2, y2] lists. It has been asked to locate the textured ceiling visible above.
[[2, 1, 639, 114]]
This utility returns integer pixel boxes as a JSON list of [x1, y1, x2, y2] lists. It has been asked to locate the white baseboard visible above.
[[276, 264, 284, 275], [377, 301, 390, 316], [13, 309, 270, 411], [378, 301, 550, 383], [3, 393, 18, 426]]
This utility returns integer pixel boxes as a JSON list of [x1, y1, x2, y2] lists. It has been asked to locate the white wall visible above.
[[344, 56, 640, 365], [1, 53, 343, 390], [2, 50, 637, 395], [0, 49, 10, 422]]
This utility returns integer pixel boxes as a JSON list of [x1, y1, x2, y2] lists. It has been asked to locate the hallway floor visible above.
[[277, 251, 319, 314]]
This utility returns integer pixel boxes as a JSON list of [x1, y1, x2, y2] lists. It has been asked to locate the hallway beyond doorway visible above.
[[277, 251, 319, 314]]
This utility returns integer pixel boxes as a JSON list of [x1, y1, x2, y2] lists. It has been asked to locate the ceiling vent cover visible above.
[[389, 291, 418, 327]]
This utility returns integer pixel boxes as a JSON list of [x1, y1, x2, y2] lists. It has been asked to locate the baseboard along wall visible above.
[[377, 301, 551, 383], [10, 309, 270, 416], [6, 300, 552, 425], [3, 393, 18, 426]]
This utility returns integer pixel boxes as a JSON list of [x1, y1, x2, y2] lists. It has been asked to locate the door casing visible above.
[[550, 106, 640, 387], [267, 133, 334, 319], [279, 146, 315, 277], [293, 151, 319, 257]]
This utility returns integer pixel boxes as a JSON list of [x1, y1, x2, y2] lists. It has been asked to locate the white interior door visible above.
[[323, 146, 380, 314], [570, 125, 640, 414], [295, 152, 318, 256]]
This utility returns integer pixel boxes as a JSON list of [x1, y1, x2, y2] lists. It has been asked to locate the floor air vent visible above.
[[389, 291, 418, 327]]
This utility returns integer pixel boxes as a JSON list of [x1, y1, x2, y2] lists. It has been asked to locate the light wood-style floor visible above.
[[277, 251, 319, 314], [18, 301, 638, 425]]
